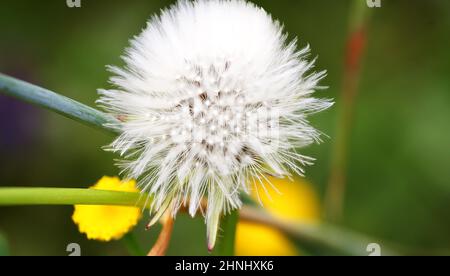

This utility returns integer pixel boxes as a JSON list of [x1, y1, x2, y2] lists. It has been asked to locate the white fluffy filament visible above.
[[97, 0, 332, 250]]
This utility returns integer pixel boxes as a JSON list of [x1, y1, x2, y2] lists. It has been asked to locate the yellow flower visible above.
[[235, 176, 320, 256], [72, 176, 142, 242]]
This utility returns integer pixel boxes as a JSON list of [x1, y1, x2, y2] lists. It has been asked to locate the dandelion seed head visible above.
[[97, 0, 332, 249]]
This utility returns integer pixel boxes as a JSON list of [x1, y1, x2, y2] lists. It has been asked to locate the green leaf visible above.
[[0, 73, 120, 135]]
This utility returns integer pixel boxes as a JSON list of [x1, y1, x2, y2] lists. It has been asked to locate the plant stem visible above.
[[325, 0, 372, 221], [240, 207, 396, 256], [0, 187, 394, 256], [0, 73, 120, 135], [0, 187, 149, 207], [122, 233, 146, 256], [214, 210, 239, 256], [0, 231, 9, 256]]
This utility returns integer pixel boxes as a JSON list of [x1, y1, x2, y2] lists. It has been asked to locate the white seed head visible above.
[[97, 0, 332, 250]]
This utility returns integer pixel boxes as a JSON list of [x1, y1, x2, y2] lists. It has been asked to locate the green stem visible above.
[[0, 187, 396, 256], [0, 232, 9, 256], [0, 187, 149, 207], [214, 210, 239, 256], [240, 207, 397, 256], [0, 73, 120, 135], [349, 0, 372, 33], [325, 0, 372, 221], [122, 233, 146, 256]]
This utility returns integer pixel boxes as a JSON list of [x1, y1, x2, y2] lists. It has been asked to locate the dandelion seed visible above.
[[97, 0, 332, 250]]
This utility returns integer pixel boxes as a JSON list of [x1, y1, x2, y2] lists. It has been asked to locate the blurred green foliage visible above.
[[0, 232, 9, 256], [0, 0, 450, 255]]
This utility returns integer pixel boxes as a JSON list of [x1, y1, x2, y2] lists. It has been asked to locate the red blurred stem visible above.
[[325, 2, 371, 221]]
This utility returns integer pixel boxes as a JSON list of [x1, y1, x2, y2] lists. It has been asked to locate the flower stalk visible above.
[[0, 73, 120, 135], [213, 210, 240, 256], [0, 187, 149, 207], [325, 0, 372, 220], [0, 187, 395, 256], [122, 233, 146, 256]]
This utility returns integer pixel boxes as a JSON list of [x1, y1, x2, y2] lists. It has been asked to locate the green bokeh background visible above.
[[0, 0, 449, 255]]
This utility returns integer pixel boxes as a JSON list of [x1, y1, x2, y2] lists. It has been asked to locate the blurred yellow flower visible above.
[[235, 176, 320, 256], [72, 176, 142, 242]]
